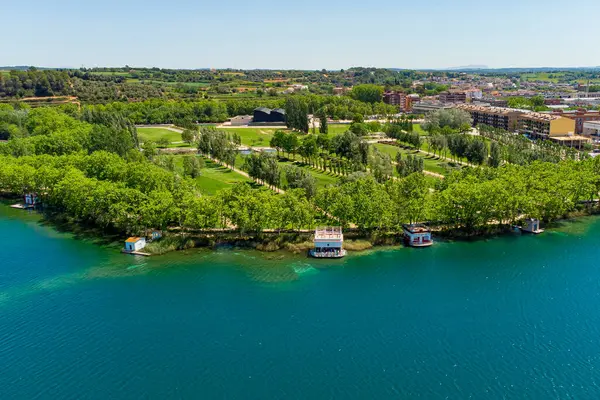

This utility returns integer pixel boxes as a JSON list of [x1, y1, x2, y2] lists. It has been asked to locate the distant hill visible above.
[[444, 65, 489, 71]]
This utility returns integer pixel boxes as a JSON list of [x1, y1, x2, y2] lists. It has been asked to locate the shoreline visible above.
[[2, 199, 597, 258]]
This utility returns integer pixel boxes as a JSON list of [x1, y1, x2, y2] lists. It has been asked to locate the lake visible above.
[[2, 205, 600, 399]]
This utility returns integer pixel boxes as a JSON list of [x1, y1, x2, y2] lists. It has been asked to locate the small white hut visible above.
[[521, 218, 544, 234], [309, 227, 346, 258], [124, 237, 147, 252]]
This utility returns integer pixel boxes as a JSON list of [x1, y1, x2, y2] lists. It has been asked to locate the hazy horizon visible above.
[[4, 0, 600, 70]]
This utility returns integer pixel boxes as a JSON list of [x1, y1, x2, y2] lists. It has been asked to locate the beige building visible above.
[[519, 113, 589, 148]]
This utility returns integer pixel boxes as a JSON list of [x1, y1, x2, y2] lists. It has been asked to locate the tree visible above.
[[350, 84, 384, 104], [319, 113, 328, 134], [183, 155, 202, 178], [422, 108, 471, 133], [181, 128, 196, 144], [489, 141, 502, 167], [284, 97, 309, 133], [142, 141, 157, 160]]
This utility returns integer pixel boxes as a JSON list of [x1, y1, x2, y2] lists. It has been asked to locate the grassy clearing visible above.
[[373, 143, 451, 175], [413, 123, 426, 135], [172, 156, 251, 195], [277, 158, 340, 188], [326, 124, 350, 136], [220, 127, 279, 146], [137, 127, 181, 143]]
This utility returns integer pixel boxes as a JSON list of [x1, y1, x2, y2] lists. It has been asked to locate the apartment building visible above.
[[383, 91, 412, 112], [519, 113, 574, 139], [551, 109, 600, 134], [454, 104, 522, 131], [439, 90, 467, 103]]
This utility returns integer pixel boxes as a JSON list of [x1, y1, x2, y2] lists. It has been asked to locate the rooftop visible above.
[[314, 226, 343, 240], [125, 237, 143, 243], [520, 112, 562, 122], [454, 104, 522, 115]]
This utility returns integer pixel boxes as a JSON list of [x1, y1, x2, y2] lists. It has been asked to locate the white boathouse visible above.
[[309, 226, 346, 258], [402, 224, 433, 247]]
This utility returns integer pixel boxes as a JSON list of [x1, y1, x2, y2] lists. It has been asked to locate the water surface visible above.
[[1, 205, 600, 399]]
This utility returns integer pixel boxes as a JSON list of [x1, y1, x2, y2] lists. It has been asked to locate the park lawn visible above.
[[373, 143, 449, 176], [413, 123, 426, 135], [277, 158, 340, 188], [220, 127, 279, 147], [327, 124, 350, 136], [173, 156, 251, 195], [137, 127, 182, 143]]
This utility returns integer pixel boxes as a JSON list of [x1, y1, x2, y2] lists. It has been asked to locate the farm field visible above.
[[137, 127, 182, 143]]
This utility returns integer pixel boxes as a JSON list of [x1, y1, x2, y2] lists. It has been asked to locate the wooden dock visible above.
[[122, 250, 151, 257]]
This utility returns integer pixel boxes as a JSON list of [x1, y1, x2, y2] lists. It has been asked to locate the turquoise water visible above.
[[2, 205, 600, 399]]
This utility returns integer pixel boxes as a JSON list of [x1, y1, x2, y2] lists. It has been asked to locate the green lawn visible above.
[[220, 127, 279, 147], [137, 127, 182, 143], [413, 123, 426, 135], [326, 124, 350, 136], [373, 143, 451, 175], [173, 156, 251, 195], [277, 159, 340, 188]]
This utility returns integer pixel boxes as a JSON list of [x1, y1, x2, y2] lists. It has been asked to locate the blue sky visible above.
[[3, 0, 600, 70]]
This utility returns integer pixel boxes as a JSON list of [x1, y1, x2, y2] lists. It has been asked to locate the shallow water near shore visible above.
[[2, 204, 600, 399]]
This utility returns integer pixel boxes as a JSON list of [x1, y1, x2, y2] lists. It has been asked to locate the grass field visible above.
[[413, 123, 426, 135], [373, 143, 451, 175], [326, 124, 350, 136], [173, 156, 251, 195], [220, 127, 279, 146], [137, 127, 182, 143], [277, 159, 340, 188]]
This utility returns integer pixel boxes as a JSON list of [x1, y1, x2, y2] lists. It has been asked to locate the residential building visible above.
[[550, 109, 600, 134], [519, 112, 588, 147], [439, 90, 467, 103], [464, 88, 483, 100], [383, 91, 412, 111], [454, 104, 522, 131], [583, 121, 600, 137]]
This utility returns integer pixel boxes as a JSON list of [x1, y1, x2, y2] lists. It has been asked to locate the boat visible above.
[[308, 226, 347, 258], [402, 224, 433, 247]]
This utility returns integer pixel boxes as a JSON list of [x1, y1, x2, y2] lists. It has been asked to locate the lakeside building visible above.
[[520, 218, 544, 234], [402, 224, 433, 247], [309, 227, 346, 258], [383, 91, 412, 112], [550, 109, 600, 134], [124, 237, 146, 252], [455, 104, 522, 131], [439, 90, 467, 103], [252, 108, 286, 124]]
